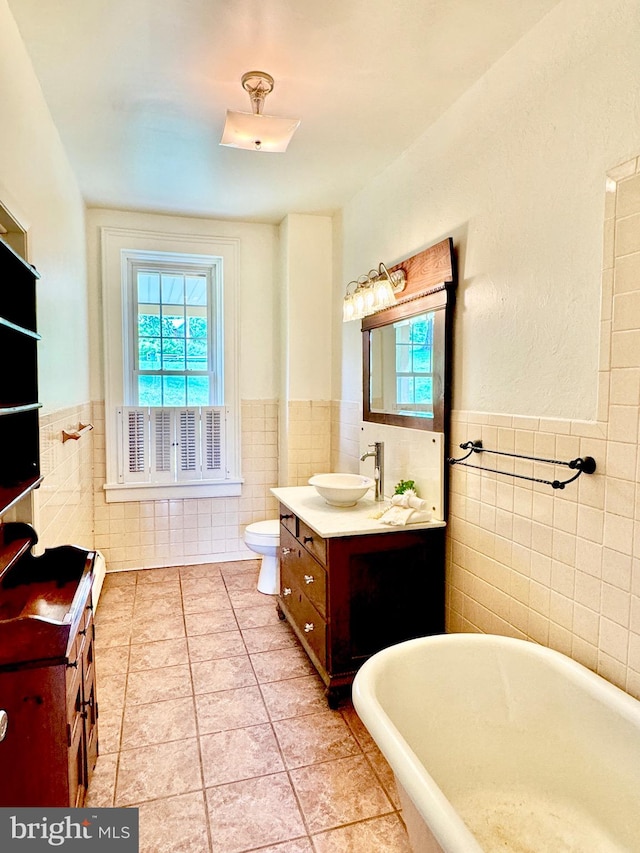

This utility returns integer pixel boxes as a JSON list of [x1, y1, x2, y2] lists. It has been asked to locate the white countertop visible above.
[[271, 486, 446, 539]]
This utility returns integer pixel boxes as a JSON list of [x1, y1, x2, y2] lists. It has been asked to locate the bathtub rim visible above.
[[352, 632, 640, 853]]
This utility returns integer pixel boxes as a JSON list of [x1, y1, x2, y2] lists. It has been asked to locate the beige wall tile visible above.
[[616, 212, 640, 257], [613, 251, 640, 294], [615, 173, 640, 218]]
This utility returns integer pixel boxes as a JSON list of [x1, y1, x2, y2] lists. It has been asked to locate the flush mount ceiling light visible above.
[[343, 263, 407, 322], [220, 71, 300, 153]]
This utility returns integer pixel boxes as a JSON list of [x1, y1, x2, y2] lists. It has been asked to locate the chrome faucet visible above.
[[360, 441, 384, 501]]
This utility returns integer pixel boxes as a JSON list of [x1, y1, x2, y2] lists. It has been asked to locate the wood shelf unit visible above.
[[0, 542, 98, 806]]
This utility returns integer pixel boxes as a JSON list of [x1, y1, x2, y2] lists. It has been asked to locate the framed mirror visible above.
[[362, 239, 456, 433]]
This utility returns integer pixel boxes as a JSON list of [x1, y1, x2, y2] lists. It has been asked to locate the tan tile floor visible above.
[[87, 560, 412, 853]]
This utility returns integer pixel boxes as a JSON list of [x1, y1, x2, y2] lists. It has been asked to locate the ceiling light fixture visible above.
[[220, 71, 300, 153], [343, 263, 407, 322]]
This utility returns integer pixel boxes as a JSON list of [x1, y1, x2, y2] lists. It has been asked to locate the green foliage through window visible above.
[[134, 267, 213, 407]]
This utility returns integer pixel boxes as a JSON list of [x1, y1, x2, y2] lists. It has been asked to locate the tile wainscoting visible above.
[[92, 401, 280, 572], [36, 402, 95, 550], [31, 398, 341, 573], [331, 400, 361, 474], [285, 401, 332, 486], [447, 157, 640, 701]]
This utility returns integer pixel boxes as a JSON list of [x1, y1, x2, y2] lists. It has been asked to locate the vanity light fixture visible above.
[[342, 263, 406, 322], [220, 71, 300, 153]]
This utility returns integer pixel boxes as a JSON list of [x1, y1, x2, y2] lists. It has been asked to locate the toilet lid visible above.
[[246, 519, 280, 537]]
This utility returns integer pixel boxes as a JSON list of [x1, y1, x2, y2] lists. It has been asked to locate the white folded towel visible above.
[[389, 489, 430, 512], [379, 503, 432, 526]]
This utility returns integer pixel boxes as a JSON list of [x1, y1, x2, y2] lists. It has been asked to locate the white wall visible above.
[[0, 0, 89, 412], [338, 0, 640, 422], [85, 208, 279, 403], [280, 214, 333, 401]]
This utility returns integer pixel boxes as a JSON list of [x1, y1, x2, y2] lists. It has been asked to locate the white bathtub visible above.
[[352, 633, 640, 853]]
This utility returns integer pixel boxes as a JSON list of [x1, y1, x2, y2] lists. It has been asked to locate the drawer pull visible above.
[[0, 710, 8, 742], [280, 513, 294, 520], [281, 547, 292, 556], [304, 574, 315, 584], [67, 660, 78, 669], [78, 628, 87, 636], [304, 622, 315, 633], [303, 536, 313, 544], [283, 587, 292, 596]]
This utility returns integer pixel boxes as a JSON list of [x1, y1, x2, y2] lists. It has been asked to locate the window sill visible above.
[[103, 479, 243, 503]]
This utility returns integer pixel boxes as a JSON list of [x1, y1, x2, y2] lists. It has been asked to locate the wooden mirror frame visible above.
[[362, 238, 456, 433]]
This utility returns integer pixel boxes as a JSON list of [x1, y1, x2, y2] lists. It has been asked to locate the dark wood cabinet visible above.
[[276, 503, 444, 707], [0, 238, 42, 515], [0, 238, 99, 806], [0, 527, 98, 806]]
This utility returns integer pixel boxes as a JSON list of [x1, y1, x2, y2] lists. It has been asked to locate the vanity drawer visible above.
[[297, 518, 327, 566], [293, 547, 326, 618], [284, 587, 326, 668], [280, 528, 326, 618], [279, 504, 297, 537]]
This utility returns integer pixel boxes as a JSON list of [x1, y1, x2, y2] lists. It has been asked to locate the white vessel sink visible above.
[[308, 473, 374, 507]]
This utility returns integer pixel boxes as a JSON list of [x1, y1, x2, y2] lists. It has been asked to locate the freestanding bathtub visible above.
[[352, 633, 640, 853]]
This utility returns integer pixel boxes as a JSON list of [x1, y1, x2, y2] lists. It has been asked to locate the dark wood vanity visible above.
[[274, 493, 445, 707], [275, 237, 456, 706]]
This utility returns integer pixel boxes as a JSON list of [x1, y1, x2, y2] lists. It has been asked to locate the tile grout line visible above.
[[180, 566, 215, 853]]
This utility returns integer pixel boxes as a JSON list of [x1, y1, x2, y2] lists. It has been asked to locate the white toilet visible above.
[[244, 519, 280, 595]]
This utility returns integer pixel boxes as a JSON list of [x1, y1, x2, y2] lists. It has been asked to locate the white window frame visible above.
[[124, 255, 223, 408], [101, 227, 242, 502]]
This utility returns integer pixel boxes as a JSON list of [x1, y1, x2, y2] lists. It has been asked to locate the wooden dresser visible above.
[[274, 492, 445, 707], [0, 523, 98, 806]]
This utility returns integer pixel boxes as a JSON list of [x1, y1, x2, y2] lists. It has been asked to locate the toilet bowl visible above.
[[244, 519, 280, 595]]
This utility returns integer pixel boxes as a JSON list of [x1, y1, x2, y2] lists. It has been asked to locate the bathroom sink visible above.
[[308, 473, 375, 507]]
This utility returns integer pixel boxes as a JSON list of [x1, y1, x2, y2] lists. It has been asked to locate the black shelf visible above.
[[0, 239, 41, 516], [0, 316, 41, 340]]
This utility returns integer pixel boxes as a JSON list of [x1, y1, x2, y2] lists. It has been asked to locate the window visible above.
[[126, 258, 221, 407], [394, 312, 434, 416], [100, 229, 241, 501]]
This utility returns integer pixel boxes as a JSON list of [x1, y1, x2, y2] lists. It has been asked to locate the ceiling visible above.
[[8, 0, 561, 224]]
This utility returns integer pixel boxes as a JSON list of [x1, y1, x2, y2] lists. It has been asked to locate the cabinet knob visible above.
[[303, 536, 313, 544], [283, 587, 292, 596], [281, 547, 292, 556], [304, 574, 315, 584], [304, 622, 315, 633], [0, 710, 7, 742]]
